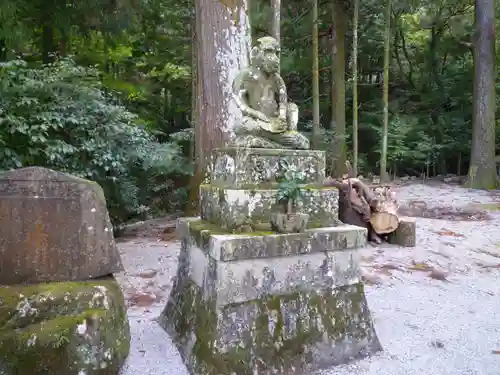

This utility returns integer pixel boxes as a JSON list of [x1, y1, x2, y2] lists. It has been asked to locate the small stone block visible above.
[[388, 216, 416, 247], [207, 147, 326, 187]]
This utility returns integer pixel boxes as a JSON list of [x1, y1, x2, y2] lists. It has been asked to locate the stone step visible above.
[[199, 184, 339, 231], [178, 217, 366, 263], [207, 147, 326, 187]]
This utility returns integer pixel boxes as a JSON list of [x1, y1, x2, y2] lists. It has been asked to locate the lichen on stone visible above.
[[0, 277, 130, 375], [160, 278, 381, 375]]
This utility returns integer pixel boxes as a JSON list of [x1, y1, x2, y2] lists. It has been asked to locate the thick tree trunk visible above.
[[331, 0, 346, 177], [187, 0, 251, 215], [380, 0, 391, 182], [312, 0, 320, 149], [197, 0, 251, 163], [465, 0, 497, 189], [186, 10, 202, 216], [352, 0, 359, 176]]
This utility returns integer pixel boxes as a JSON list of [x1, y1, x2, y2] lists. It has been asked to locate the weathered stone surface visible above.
[[231, 36, 310, 150], [207, 148, 326, 187], [199, 185, 339, 230], [182, 218, 366, 262], [0, 277, 130, 375], [158, 218, 381, 374], [0, 167, 123, 285]]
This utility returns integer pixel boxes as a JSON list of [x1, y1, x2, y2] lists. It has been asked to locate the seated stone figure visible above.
[[231, 36, 310, 150]]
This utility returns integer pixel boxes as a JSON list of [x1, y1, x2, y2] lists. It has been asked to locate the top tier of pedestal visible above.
[[208, 148, 326, 188]]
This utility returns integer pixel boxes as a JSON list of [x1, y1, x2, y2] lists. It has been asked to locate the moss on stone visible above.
[[190, 219, 277, 238], [188, 219, 331, 244], [0, 278, 130, 375], [0, 278, 124, 329], [214, 147, 324, 157], [201, 182, 337, 191], [161, 278, 376, 375]]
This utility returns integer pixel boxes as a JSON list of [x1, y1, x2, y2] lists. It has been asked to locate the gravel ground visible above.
[[116, 182, 500, 375]]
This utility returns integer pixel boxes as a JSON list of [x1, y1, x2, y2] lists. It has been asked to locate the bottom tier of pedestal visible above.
[[157, 220, 382, 375]]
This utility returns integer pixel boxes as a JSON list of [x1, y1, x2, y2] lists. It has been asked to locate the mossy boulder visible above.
[[0, 277, 130, 375]]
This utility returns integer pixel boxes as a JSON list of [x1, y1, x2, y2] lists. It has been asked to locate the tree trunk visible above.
[[270, 0, 281, 43], [197, 0, 251, 159], [187, 0, 251, 215], [312, 0, 320, 149], [331, 0, 346, 177], [352, 0, 359, 176], [186, 11, 202, 216], [380, 0, 392, 182], [465, 0, 497, 189]]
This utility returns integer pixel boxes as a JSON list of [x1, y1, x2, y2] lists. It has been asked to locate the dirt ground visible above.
[[116, 181, 500, 375]]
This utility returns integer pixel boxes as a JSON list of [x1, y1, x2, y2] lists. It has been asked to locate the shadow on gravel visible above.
[[399, 200, 493, 221]]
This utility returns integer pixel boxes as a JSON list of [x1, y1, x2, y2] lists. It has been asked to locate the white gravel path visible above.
[[116, 183, 500, 375]]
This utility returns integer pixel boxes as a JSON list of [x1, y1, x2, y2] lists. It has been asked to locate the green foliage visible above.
[[276, 161, 309, 212], [0, 58, 191, 226]]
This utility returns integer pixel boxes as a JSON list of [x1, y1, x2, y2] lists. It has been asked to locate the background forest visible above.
[[0, 0, 498, 228]]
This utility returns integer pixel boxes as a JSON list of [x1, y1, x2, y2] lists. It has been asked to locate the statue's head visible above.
[[251, 36, 280, 74]]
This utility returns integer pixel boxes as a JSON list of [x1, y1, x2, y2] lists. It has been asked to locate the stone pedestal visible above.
[[159, 148, 382, 374]]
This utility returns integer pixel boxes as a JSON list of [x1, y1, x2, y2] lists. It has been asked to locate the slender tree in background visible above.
[[187, 0, 252, 213], [380, 0, 391, 182], [331, 0, 346, 177], [270, 0, 281, 43], [312, 0, 320, 149], [351, 0, 359, 176], [465, 0, 497, 189], [186, 4, 202, 215]]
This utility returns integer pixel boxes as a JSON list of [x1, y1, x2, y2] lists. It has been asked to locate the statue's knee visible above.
[[287, 103, 298, 113]]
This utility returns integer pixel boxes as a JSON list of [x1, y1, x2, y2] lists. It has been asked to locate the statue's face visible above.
[[258, 46, 280, 74]]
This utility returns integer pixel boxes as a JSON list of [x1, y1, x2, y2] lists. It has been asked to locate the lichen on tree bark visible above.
[[465, 0, 497, 189]]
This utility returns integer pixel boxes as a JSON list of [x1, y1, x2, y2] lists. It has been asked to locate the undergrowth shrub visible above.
[[0, 58, 192, 227]]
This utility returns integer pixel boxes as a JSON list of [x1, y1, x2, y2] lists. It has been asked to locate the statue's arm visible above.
[[275, 74, 288, 119], [233, 71, 269, 122]]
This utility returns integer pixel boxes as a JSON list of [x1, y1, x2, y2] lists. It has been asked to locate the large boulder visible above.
[[0, 167, 123, 285], [0, 277, 130, 374]]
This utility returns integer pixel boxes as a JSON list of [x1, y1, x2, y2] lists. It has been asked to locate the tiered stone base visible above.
[[158, 218, 382, 375], [200, 185, 340, 230]]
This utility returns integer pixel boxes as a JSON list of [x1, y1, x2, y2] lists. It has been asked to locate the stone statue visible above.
[[231, 36, 310, 150]]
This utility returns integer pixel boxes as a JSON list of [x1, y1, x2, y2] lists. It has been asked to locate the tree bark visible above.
[[465, 0, 497, 189], [325, 174, 400, 243], [331, 0, 346, 177], [380, 0, 392, 182], [352, 0, 359, 176], [197, 0, 251, 161], [312, 0, 320, 149], [186, 9, 202, 216], [187, 0, 251, 215]]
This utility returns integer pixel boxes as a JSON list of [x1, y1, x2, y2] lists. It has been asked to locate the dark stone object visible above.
[[0, 167, 124, 285]]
